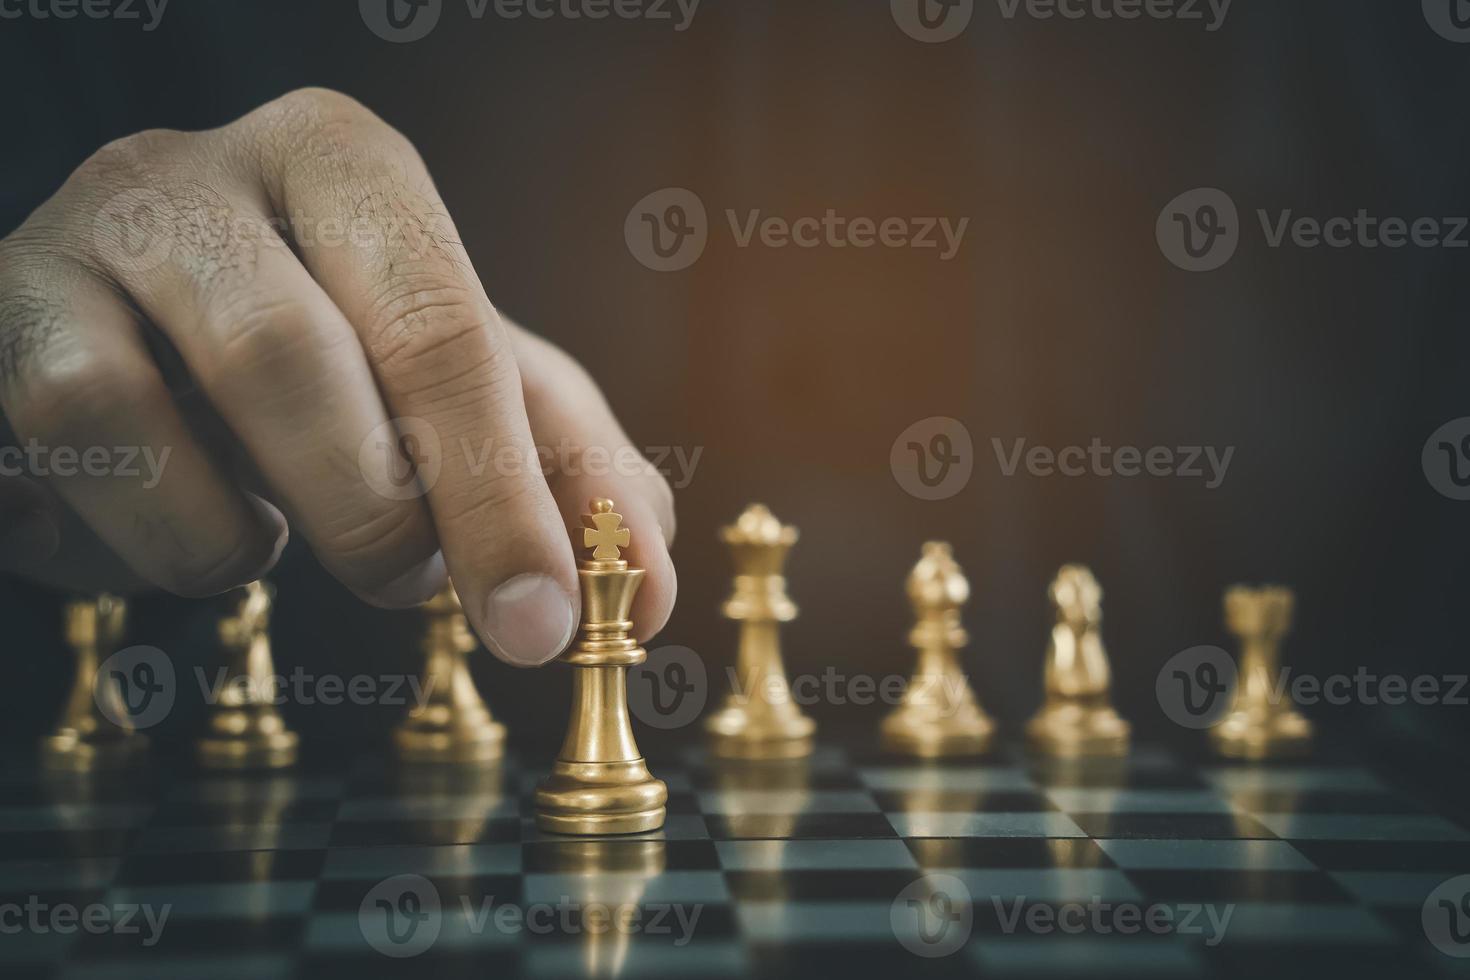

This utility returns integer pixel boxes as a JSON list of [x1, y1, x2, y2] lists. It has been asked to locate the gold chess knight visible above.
[[704, 504, 816, 760], [882, 542, 994, 757], [195, 581, 300, 770], [1210, 585, 1313, 759], [1027, 564, 1131, 757], [41, 594, 149, 770], [393, 583, 505, 763], [536, 499, 667, 835]]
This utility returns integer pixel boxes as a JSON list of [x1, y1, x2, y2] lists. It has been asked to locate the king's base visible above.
[[1026, 703, 1131, 758], [40, 734, 149, 771], [393, 721, 506, 764], [535, 759, 667, 836], [196, 730, 299, 771], [1210, 710, 1313, 760], [881, 709, 993, 759]]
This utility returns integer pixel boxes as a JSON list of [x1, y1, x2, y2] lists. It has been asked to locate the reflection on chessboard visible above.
[[2, 743, 1468, 979]]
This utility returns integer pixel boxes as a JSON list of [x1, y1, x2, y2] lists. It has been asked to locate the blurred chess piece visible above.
[[393, 583, 505, 763], [195, 581, 299, 770], [708, 754, 813, 841], [41, 595, 149, 770], [1026, 565, 1130, 758], [1210, 585, 1313, 759], [536, 498, 667, 835], [384, 760, 507, 845], [705, 504, 815, 760], [881, 543, 993, 757]]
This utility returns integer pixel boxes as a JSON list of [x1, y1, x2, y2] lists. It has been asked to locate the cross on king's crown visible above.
[[582, 498, 631, 561]]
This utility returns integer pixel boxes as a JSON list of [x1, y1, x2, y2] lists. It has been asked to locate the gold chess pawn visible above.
[[536, 498, 667, 835], [1210, 585, 1313, 759], [195, 581, 300, 770], [393, 583, 506, 763], [1026, 565, 1130, 758], [882, 543, 994, 758], [41, 594, 149, 770], [705, 504, 816, 761]]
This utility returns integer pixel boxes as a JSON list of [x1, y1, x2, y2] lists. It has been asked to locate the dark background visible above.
[[1, 0, 1467, 757]]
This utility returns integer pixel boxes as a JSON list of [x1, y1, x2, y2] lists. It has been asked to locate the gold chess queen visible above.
[[535, 499, 667, 835]]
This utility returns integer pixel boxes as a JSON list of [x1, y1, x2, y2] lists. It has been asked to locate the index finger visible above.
[[240, 89, 579, 666]]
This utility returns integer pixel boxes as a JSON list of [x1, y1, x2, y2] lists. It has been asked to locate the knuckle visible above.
[[0, 273, 68, 391], [72, 129, 181, 189], [6, 346, 151, 444], [200, 293, 343, 384], [441, 470, 539, 525], [366, 277, 507, 384], [259, 87, 412, 173], [315, 500, 432, 578], [272, 87, 378, 128]]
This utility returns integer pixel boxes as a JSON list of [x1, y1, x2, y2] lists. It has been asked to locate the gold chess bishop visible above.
[[535, 498, 667, 835], [1210, 585, 1314, 759], [393, 582, 506, 763], [881, 542, 994, 757], [195, 581, 300, 770], [41, 594, 149, 770], [705, 504, 816, 761], [1026, 564, 1131, 757]]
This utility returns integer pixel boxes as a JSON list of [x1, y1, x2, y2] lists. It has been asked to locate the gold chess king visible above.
[[535, 498, 668, 835]]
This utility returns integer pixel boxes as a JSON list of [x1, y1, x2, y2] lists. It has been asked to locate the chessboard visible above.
[[3, 740, 1468, 980]]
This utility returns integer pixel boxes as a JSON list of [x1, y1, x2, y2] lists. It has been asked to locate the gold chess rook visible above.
[[195, 581, 299, 770], [536, 498, 667, 835], [1026, 564, 1130, 758], [393, 583, 505, 764], [882, 542, 994, 758], [41, 594, 149, 770], [705, 504, 815, 761], [1210, 585, 1313, 759]]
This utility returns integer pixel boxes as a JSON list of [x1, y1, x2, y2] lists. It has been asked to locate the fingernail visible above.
[[372, 550, 447, 608], [241, 492, 289, 581], [481, 573, 577, 667], [0, 510, 60, 563]]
